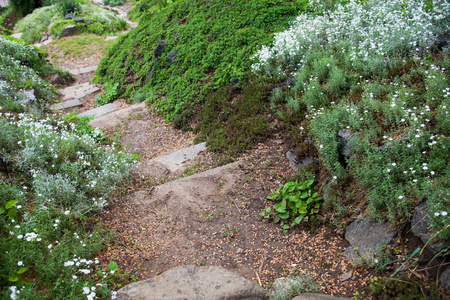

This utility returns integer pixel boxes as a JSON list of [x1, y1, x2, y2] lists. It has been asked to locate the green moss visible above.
[[195, 81, 272, 154], [95, 0, 304, 120]]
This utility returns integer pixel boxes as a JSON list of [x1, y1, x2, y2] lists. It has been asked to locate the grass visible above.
[[42, 34, 118, 60]]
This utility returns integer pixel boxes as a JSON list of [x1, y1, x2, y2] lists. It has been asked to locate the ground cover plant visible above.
[[13, 1, 128, 44], [94, 0, 310, 120], [0, 35, 72, 109], [0, 33, 137, 299], [252, 0, 450, 242]]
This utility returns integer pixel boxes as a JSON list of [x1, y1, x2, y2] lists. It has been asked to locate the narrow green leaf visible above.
[[9, 275, 19, 282], [17, 267, 28, 275]]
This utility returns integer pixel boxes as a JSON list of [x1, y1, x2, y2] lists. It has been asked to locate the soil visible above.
[[42, 2, 449, 299]]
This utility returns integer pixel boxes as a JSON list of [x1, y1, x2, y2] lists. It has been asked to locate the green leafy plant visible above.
[[96, 82, 120, 106], [260, 179, 322, 234]]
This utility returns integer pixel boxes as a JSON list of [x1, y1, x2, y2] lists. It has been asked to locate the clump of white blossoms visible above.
[[253, 0, 450, 74]]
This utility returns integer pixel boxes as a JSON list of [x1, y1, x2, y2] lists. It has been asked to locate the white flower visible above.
[[48, 244, 52, 249], [430, 171, 435, 175], [392, 163, 397, 167], [79, 269, 91, 274], [442, 211, 448, 216], [398, 195, 404, 199], [17, 261, 23, 266], [83, 287, 90, 294], [387, 169, 391, 172]]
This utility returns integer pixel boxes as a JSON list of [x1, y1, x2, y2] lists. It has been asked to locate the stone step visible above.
[[51, 99, 83, 110], [69, 65, 98, 76], [77, 101, 119, 118], [73, 87, 101, 100], [88, 102, 147, 128], [59, 82, 95, 100], [134, 142, 207, 179]]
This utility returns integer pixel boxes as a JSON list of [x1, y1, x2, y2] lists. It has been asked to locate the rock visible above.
[[61, 25, 77, 37], [293, 294, 353, 300], [116, 265, 266, 300], [166, 49, 177, 65], [40, 35, 48, 43], [74, 17, 84, 22], [344, 219, 397, 263], [286, 150, 315, 172], [154, 41, 165, 57], [339, 272, 352, 282], [148, 58, 160, 81], [436, 34, 450, 50], [135, 133, 145, 142], [229, 78, 240, 87], [86, 20, 93, 25], [411, 202, 449, 254], [283, 77, 295, 87], [65, 12, 74, 19], [236, 248, 244, 254], [439, 267, 450, 292], [50, 74, 70, 85], [337, 129, 353, 158]]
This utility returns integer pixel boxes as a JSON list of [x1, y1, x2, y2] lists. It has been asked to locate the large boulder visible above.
[[61, 25, 77, 37], [344, 219, 397, 263], [116, 265, 266, 300]]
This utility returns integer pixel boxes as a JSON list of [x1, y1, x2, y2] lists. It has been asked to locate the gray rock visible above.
[[436, 34, 450, 50], [87, 20, 93, 25], [40, 35, 49, 43], [286, 150, 315, 172], [344, 219, 397, 263], [166, 49, 177, 65], [148, 58, 160, 81], [411, 202, 449, 254], [51, 99, 83, 110], [50, 74, 70, 85], [135, 133, 145, 142], [78, 102, 119, 118], [337, 129, 353, 158], [293, 294, 353, 300], [65, 12, 74, 19], [74, 17, 84, 22], [339, 272, 352, 282], [154, 41, 165, 57], [439, 267, 450, 292], [116, 265, 266, 300], [62, 25, 77, 37]]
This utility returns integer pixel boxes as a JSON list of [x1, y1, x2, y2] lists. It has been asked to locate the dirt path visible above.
[[43, 2, 376, 298]]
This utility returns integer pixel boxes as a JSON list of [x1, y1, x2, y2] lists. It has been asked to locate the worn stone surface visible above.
[[88, 102, 147, 128], [293, 293, 353, 300], [344, 219, 397, 263], [62, 25, 77, 37], [78, 102, 119, 118], [10, 33, 23, 40], [51, 99, 83, 110], [286, 150, 315, 172], [116, 265, 265, 300], [74, 17, 84, 22], [134, 142, 207, 178], [69, 65, 98, 75], [59, 82, 95, 100], [439, 267, 450, 292], [65, 12, 74, 19]]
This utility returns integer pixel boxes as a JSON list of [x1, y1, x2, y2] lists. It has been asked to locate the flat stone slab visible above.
[[105, 36, 118, 41], [10, 33, 23, 40], [69, 65, 98, 75], [293, 293, 353, 300], [88, 102, 147, 128], [134, 142, 207, 178], [77, 102, 119, 118], [59, 82, 95, 100], [51, 99, 83, 110], [73, 87, 100, 99], [116, 265, 265, 300]]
